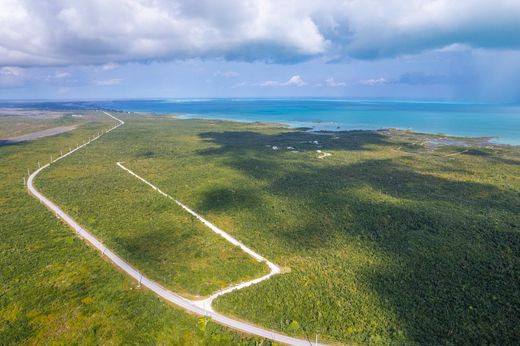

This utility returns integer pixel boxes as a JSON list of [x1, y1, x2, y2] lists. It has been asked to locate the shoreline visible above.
[[173, 113, 517, 148], [1, 99, 519, 146], [1, 103, 517, 148], [173, 113, 515, 149]]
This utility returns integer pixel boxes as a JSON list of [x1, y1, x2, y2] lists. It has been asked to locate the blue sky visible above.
[[1, 0, 520, 101]]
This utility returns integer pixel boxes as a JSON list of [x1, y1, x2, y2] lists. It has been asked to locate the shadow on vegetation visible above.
[[461, 148, 520, 166], [197, 129, 520, 344], [135, 150, 156, 159], [271, 159, 520, 214], [197, 187, 264, 213], [463, 148, 493, 156], [0, 139, 22, 147], [197, 130, 391, 155]]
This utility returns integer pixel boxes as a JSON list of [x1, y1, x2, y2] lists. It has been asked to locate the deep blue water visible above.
[[2, 99, 519, 145]]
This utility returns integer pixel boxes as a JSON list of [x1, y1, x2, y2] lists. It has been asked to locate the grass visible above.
[[0, 112, 267, 345], [89, 115, 518, 345]]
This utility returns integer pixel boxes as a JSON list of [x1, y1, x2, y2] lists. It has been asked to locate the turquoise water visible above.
[[2, 99, 520, 145], [99, 99, 520, 145]]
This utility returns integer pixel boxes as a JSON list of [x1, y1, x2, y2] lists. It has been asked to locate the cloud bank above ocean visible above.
[[1, 0, 520, 66]]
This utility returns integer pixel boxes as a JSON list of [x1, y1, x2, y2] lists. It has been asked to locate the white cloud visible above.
[[214, 70, 239, 78], [231, 81, 247, 88], [0, 1, 520, 66], [359, 77, 389, 86], [259, 75, 306, 87], [54, 72, 70, 79], [0, 0, 327, 66], [259, 80, 279, 87], [325, 77, 345, 87], [44, 71, 71, 82], [0, 66, 26, 87], [100, 63, 120, 71], [96, 78, 123, 86], [0, 66, 23, 77], [285, 75, 306, 86]]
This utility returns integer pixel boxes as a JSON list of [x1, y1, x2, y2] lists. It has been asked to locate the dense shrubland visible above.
[[0, 112, 265, 345], [112, 116, 519, 345], [4, 112, 519, 344]]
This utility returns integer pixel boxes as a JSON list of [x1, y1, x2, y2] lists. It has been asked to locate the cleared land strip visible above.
[[1, 125, 78, 146], [116, 162, 281, 309], [27, 111, 323, 346]]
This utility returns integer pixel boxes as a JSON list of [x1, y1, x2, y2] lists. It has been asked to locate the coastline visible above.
[[174, 113, 513, 149], [1, 98, 520, 145], [174, 113, 517, 147]]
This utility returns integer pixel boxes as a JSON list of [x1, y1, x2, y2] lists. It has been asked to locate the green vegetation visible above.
[[0, 112, 266, 345], [200, 127, 520, 345], [36, 120, 268, 297], [79, 115, 517, 345], [4, 111, 519, 345]]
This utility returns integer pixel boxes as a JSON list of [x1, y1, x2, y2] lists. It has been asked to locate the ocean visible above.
[[2, 99, 520, 145]]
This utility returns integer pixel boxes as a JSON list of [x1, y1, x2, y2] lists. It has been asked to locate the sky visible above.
[[1, 0, 520, 101]]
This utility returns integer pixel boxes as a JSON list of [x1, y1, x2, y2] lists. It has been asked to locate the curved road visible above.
[[26, 111, 323, 346]]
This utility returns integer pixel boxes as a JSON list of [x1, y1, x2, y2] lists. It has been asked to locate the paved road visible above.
[[26, 111, 324, 346]]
